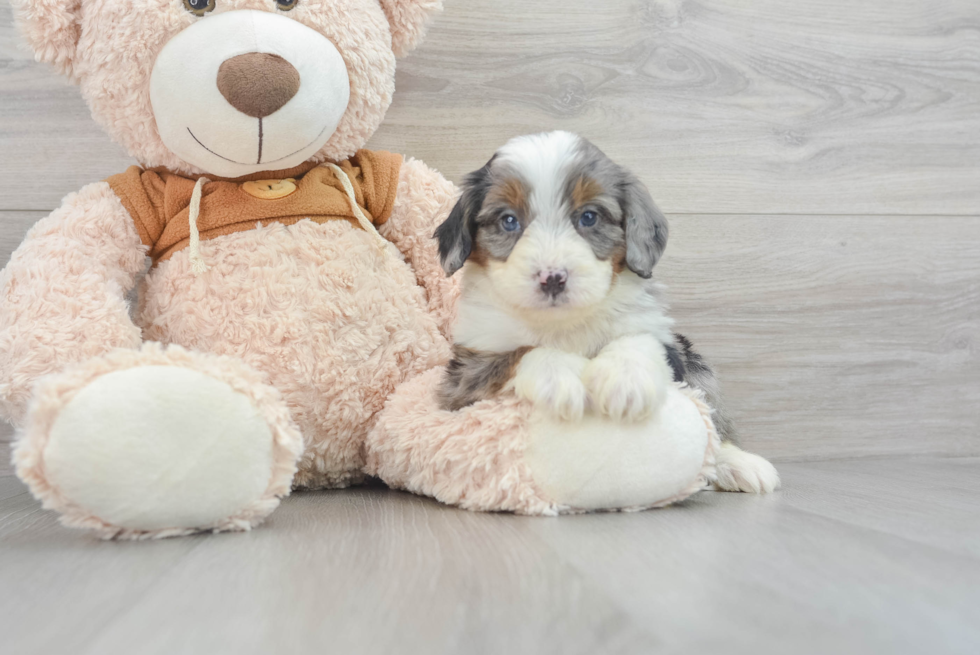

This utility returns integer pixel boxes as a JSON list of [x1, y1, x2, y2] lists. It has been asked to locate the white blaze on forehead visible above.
[[482, 131, 613, 312], [494, 131, 584, 217]]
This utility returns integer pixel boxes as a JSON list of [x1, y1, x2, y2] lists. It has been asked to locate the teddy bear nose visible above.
[[216, 53, 301, 119]]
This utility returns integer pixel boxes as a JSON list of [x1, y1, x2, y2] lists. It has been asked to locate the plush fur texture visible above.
[[378, 158, 461, 340], [366, 368, 554, 514], [11, 0, 442, 175], [1, 0, 460, 536], [366, 368, 720, 514], [136, 166, 453, 490], [0, 182, 145, 427], [13, 343, 303, 539]]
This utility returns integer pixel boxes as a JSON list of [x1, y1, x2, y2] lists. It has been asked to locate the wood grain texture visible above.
[[524, 458, 980, 655], [1, 458, 978, 655], [378, 0, 980, 215], [0, 439, 10, 477], [1, 1, 979, 213], [0, 5, 134, 211], [0, 211, 44, 261], [659, 215, 980, 460]]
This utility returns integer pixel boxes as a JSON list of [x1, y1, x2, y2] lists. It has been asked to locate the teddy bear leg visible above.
[[12, 344, 303, 539], [367, 369, 719, 515], [366, 369, 558, 515]]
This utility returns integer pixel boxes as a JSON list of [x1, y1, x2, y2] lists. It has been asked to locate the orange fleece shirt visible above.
[[106, 150, 402, 264]]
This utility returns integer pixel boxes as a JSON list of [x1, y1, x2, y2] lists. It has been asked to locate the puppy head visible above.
[[435, 131, 668, 311]]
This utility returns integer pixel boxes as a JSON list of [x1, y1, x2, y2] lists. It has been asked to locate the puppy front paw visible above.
[[512, 348, 589, 421], [582, 355, 668, 422]]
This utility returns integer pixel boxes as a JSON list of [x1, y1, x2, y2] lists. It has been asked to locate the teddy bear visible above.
[[0, 0, 731, 539]]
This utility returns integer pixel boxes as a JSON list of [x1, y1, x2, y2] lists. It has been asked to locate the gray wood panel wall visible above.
[[1, 0, 978, 461]]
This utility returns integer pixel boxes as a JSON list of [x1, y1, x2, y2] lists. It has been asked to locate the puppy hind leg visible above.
[[669, 334, 778, 493], [712, 442, 780, 494]]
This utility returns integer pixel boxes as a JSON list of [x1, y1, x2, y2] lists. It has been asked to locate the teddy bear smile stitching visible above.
[[186, 123, 331, 167]]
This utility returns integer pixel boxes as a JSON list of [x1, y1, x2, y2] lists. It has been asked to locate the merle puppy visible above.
[[434, 131, 779, 494]]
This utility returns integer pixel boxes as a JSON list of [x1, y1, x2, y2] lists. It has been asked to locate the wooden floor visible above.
[[1, 0, 978, 653], [1, 453, 979, 654]]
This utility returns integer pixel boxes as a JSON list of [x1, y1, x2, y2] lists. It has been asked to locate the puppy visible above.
[[434, 131, 779, 494]]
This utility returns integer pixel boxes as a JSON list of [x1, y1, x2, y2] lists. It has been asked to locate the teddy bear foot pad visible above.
[[12, 344, 303, 539]]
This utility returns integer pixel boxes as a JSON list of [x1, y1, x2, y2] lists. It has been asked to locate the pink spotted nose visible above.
[[538, 268, 568, 299]]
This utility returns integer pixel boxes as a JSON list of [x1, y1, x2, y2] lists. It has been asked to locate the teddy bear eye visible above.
[[183, 0, 215, 16], [276, 0, 298, 10]]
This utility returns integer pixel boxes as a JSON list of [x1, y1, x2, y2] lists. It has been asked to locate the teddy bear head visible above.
[[12, 0, 442, 177]]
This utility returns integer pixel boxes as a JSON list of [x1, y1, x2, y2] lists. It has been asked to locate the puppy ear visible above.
[[11, 0, 82, 79], [378, 0, 444, 57], [434, 157, 494, 277], [619, 173, 668, 278]]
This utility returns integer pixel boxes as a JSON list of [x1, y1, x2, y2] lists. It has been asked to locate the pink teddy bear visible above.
[[1, 0, 727, 539]]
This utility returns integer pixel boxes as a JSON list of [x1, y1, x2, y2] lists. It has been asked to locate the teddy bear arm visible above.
[[0, 181, 146, 425], [379, 158, 461, 339]]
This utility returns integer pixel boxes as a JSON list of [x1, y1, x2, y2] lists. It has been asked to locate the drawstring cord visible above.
[[188, 176, 210, 274], [185, 164, 388, 275], [324, 163, 390, 254]]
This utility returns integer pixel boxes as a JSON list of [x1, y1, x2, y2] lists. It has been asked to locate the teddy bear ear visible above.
[[378, 0, 444, 57], [11, 0, 81, 78]]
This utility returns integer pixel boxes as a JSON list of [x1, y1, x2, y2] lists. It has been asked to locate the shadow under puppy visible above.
[[435, 131, 779, 494]]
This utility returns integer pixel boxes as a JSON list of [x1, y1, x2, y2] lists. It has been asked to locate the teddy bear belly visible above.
[[137, 219, 451, 488]]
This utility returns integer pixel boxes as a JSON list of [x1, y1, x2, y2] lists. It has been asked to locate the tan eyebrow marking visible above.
[[487, 177, 528, 214], [571, 176, 604, 208]]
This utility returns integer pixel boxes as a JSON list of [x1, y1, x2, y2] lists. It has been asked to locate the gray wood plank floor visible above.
[[1, 457, 978, 655], [2, 1, 978, 214]]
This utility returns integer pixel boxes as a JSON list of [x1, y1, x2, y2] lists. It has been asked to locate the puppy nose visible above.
[[538, 269, 568, 298], [217, 53, 301, 119]]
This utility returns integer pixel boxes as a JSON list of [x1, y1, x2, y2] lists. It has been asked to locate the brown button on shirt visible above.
[[106, 150, 403, 264]]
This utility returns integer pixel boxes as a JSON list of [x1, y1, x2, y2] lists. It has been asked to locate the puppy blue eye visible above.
[[501, 215, 520, 232], [579, 211, 598, 227]]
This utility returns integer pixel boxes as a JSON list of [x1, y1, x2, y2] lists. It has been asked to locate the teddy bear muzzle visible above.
[[149, 10, 351, 179]]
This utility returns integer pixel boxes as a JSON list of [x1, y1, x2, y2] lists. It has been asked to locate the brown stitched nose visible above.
[[217, 53, 300, 119]]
